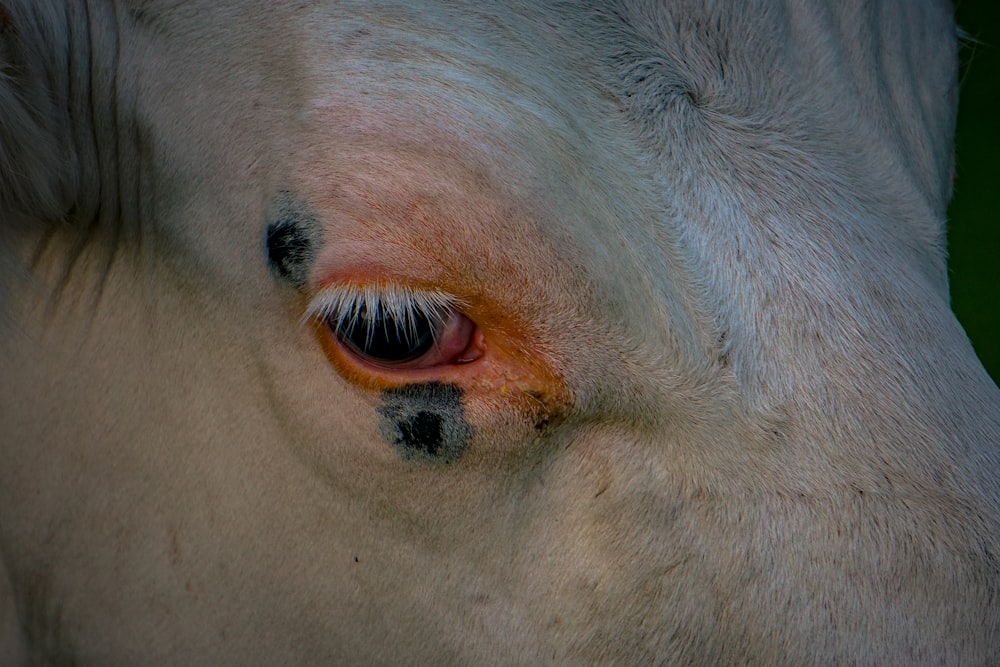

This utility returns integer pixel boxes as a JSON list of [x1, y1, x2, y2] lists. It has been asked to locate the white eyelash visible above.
[[306, 283, 462, 348]]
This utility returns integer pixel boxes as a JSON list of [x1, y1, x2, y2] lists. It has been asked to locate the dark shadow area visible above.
[[950, 0, 1000, 383]]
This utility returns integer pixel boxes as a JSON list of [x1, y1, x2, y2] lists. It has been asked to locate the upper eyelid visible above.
[[305, 283, 465, 339]]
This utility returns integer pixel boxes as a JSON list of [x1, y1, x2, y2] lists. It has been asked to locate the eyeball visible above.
[[309, 284, 484, 370], [335, 300, 438, 363]]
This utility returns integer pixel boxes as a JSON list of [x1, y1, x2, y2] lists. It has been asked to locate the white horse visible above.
[[2, 0, 998, 664]]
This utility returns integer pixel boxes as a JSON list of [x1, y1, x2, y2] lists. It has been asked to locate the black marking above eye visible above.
[[335, 304, 438, 363], [265, 191, 320, 289]]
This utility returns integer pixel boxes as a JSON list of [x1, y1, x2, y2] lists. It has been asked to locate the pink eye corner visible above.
[[309, 284, 486, 372]]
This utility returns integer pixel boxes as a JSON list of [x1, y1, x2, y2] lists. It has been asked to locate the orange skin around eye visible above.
[[309, 286, 571, 423]]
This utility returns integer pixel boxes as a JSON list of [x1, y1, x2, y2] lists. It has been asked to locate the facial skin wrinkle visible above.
[[265, 190, 320, 289], [378, 383, 473, 463]]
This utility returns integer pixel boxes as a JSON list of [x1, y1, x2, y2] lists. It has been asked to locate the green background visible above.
[[951, 1, 999, 383]]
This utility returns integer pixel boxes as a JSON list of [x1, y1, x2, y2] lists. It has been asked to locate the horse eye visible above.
[[312, 285, 484, 371], [333, 303, 438, 363]]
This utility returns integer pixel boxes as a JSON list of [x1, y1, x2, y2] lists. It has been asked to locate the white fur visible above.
[[1, 1, 997, 664]]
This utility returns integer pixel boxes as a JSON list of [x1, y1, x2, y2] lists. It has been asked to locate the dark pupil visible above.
[[335, 305, 436, 362]]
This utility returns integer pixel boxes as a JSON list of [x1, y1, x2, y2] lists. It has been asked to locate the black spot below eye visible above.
[[398, 411, 443, 456], [336, 306, 437, 363], [379, 383, 473, 462]]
